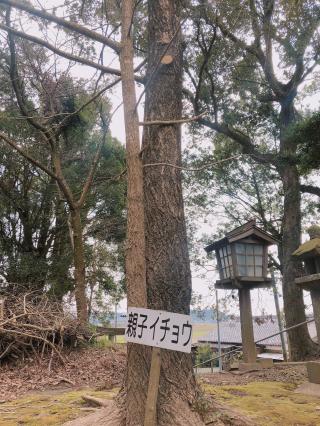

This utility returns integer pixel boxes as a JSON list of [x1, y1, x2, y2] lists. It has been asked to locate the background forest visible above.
[[0, 0, 320, 355]]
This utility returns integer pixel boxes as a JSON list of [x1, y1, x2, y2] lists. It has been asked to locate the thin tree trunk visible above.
[[119, 2, 149, 424], [120, 0, 146, 311], [50, 198, 71, 301], [141, 2, 202, 424], [87, 280, 94, 319], [70, 208, 88, 323], [279, 102, 318, 360]]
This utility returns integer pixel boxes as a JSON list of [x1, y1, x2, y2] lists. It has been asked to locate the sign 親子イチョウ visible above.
[[124, 307, 192, 353]]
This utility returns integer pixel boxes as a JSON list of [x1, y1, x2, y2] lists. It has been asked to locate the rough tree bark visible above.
[[141, 1, 202, 424], [278, 101, 318, 360]]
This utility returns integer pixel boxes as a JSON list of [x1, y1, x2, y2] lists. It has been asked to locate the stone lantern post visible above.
[[293, 225, 320, 342], [205, 219, 278, 367]]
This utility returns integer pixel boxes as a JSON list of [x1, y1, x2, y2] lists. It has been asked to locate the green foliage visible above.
[[86, 240, 125, 322], [0, 36, 126, 310], [290, 112, 320, 174], [87, 136, 126, 244], [195, 344, 217, 368], [184, 137, 283, 279], [307, 224, 320, 239], [0, 141, 57, 287], [184, 0, 320, 284]]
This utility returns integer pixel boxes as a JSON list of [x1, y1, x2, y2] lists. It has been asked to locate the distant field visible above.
[[192, 323, 215, 343], [96, 335, 125, 346]]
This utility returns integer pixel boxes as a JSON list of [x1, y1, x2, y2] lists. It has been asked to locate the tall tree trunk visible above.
[[119, 1, 149, 424], [141, 2, 202, 424], [69, 208, 88, 323], [50, 198, 71, 301], [279, 101, 318, 360]]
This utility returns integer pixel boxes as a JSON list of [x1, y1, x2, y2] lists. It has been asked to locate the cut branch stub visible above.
[[161, 54, 174, 65]]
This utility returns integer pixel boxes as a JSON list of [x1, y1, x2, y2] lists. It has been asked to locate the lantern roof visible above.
[[292, 238, 320, 259], [205, 219, 278, 253]]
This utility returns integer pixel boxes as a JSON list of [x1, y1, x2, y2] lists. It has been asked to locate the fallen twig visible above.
[[82, 395, 109, 407]]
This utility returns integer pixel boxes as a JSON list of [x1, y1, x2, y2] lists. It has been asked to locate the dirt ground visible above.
[[1, 349, 319, 426], [200, 363, 308, 387], [0, 345, 126, 402]]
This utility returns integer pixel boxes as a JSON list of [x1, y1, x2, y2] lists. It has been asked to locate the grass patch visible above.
[[93, 335, 125, 348], [204, 381, 320, 425], [0, 388, 118, 426]]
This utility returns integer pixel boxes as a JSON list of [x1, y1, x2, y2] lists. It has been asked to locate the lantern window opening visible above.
[[218, 244, 233, 279], [235, 243, 264, 277]]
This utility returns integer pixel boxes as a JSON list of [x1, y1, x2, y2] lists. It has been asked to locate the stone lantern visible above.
[[205, 219, 278, 365], [293, 225, 320, 342]]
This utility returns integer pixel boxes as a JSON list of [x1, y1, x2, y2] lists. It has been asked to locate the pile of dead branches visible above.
[[0, 291, 90, 367]]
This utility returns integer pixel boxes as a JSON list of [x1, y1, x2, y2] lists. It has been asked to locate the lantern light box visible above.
[[205, 219, 277, 290]]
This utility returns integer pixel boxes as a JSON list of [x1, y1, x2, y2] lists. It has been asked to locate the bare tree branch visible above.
[[139, 112, 206, 126], [0, 0, 121, 53], [6, 12, 53, 143], [300, 184, 320, 198], [211, 3, 286, 99], [248, 0, 262, 48], [0, 132, 57, 180], [0, 23, 123, 77], [183, 84, 276, 165], [197, 117, 276, 164], [192, 19, 217, 115], [0, 23, 146, 84], [143, 154, 242, 171], [55, 77, 121, 135]]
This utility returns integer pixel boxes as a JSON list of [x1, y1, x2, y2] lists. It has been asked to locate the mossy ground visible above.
[[2, 380, 319, 425], [0, 388, 118, 426], [204, 381, 320, 425]]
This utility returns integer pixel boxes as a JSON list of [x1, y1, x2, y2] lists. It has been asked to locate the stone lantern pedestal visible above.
[[293, 226, 320, 394], [293, 225, 320, 343], [295, 361, 320, 397]]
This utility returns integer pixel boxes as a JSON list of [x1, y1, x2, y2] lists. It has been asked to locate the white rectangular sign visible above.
[[124, 307, 193, 353]]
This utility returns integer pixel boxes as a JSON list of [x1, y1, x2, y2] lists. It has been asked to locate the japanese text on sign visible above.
[[125, 307, 192, 353]]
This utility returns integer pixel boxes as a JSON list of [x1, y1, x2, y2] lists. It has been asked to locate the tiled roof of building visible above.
[[198, 319, 316, 347]]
